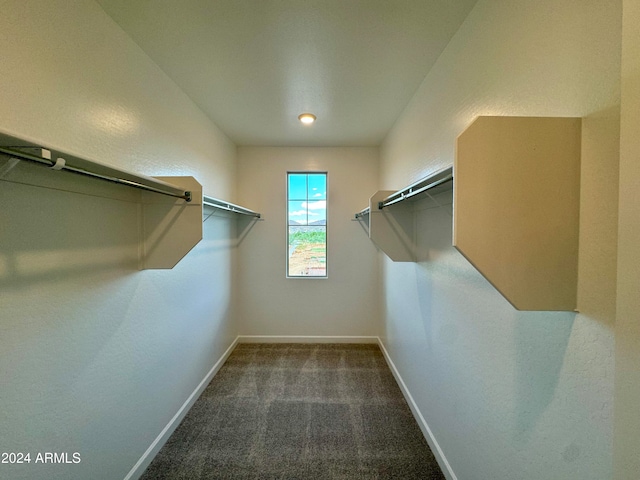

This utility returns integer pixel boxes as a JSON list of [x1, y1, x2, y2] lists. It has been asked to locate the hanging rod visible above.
[[354, 206, 370, 219], [378, 166, 453, 210], [203, 195, 261, 218], [0, 132, 191, 202]]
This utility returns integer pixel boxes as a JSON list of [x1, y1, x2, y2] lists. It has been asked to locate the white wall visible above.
[[379, 1, 620, 479], [0, 1, 237, 479], [614, 1, 640, 478], [236, 147, 379, 338]]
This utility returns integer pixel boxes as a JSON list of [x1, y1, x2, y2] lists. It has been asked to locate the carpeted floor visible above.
[[140, 343, 445, 479]]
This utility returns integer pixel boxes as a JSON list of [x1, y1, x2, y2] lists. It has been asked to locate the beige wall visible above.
[[1, 2, 632, 480], [0, 1, 237, 479], [0, 1, 236, 197], [379, 1, 620, 479], [236, 147, 380, 338], [614, 1, 640, 478]]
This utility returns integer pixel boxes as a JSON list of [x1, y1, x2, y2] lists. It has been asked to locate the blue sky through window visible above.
[[288, 173, 326, 225]]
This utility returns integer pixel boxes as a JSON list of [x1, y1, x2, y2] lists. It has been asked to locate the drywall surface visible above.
[[0, 1, 237, 479], [614, 1, 640, 478], [236, 147, 380, 337], [379, 1, 620, 479], [0, 1, 235, 196]]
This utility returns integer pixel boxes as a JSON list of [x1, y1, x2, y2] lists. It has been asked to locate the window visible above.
[[287, 172, 327, 277]]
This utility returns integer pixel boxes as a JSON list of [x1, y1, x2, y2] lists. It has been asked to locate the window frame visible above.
[[286, 171, 328, 279]]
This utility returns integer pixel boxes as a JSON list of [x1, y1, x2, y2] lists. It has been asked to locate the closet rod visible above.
[[354, 206, 370, 219], [0, 144, 191, 202], [378, 166, 453, 210], [203, 195, 261, 218]]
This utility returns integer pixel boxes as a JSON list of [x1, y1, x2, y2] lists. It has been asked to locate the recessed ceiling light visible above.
[[298, 113, 316, 125]]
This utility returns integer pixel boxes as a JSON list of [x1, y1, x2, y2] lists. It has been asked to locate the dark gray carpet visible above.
[[140, 343, 445, 479]]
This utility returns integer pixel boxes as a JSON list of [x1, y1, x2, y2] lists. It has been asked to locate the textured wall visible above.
[[0, 1, 237, 479], [379, 1, 620, 479], [236, 147, 380, 338], [614, 1, 640, 478], [0, 0, 235, 196]]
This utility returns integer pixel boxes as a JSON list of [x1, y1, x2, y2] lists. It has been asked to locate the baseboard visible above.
[[123, 337, 239, 480], [377, 339, 457, 480], [124, 335, 454, 480], [237, 335, 379, 344]]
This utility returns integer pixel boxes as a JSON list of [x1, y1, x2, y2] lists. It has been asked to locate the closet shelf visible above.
[[0, 131, 191, 202], [352, 167, 452, 220], [203, 195, 261, 218], [353, 116, 581, 312], [354, 206, 370, 219], [378, 166, 453, 210], [454, 116, 581, 311], [353, 168, 453, 262], [0, 129, 202, 270]]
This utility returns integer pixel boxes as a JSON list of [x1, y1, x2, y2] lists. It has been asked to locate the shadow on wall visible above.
[[513, 312, 575, 440], [0, 178, 140, 291], [235, 215, 260, 247], [0, 174, 142, 355], [1, 171, 239, 479], [414, 189, 457, 349], [199, 209, 259, 252], [411, 193, 575, 440]]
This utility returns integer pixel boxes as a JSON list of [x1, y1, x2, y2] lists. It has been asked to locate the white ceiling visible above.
[[96, 0, 478, 147]]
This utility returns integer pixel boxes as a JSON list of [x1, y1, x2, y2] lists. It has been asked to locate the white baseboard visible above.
[[377, 338, 457, 480], [236, 335, 379, 344], [123, 337, 239, 480], [125, 335, 454, 480]]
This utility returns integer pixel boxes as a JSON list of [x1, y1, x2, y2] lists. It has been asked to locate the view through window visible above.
[[287, 172, 327, 277]]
